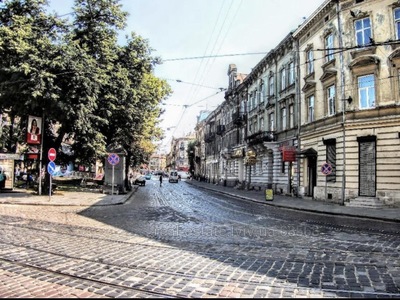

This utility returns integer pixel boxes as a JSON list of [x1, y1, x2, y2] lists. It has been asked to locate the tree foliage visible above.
[[0, 0, 171, 169]]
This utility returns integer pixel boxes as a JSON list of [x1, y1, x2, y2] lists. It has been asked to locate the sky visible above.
[[47, 0, 325, 154]]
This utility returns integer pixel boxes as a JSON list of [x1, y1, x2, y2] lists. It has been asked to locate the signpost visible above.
[[321, 162, 333, 201], [47, 148, 57, 200], [107, 153, 120, 195], [47, 161, 56, 200]]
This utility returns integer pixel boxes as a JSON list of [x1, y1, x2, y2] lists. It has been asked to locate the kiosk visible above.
[[0, 153, 21, 190]]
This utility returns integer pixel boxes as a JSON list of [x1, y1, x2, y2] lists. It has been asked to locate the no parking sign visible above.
[[107, 153, 120, 165], [321, 162, 332, 175]]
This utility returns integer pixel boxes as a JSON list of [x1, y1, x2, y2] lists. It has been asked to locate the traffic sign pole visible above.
[[321, 162, 333, 201], [112, 165, 115, 196], [49, 174, 52, 200], [47, 148, 57, 200], [107, 153, 120, 196]]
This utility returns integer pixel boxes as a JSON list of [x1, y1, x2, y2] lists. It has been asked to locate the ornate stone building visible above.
[[194, 0, 400, 207], [294, 0, 400, 206]]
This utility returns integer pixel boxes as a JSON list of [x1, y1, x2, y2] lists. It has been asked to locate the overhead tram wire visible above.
[[189, 0, 234, 104], [163, 79, 224, 90], [162, 52, 267, 62], [161, 88, 226, 149]]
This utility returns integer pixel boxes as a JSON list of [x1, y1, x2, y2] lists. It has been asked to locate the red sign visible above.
[[48, 148, 56, 161], [282, 146, 296, 162]]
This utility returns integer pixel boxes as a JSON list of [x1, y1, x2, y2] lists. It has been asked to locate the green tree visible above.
[[0, 0, 172, 177]]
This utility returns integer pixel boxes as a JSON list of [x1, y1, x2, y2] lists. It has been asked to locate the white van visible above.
[[169, 170, 179, 183]]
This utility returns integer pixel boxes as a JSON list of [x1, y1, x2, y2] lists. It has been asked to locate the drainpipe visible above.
[[295, 37, 301, 197], [337, 1, 346, 205]]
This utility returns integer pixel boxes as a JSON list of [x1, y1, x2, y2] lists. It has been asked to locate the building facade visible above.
[[193, 0, 400, 207], [167, 133, 196, 172], [294, 0, 400, 206]]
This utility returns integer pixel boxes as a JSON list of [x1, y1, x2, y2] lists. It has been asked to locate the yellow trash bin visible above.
[[265, 188, 274, 201]]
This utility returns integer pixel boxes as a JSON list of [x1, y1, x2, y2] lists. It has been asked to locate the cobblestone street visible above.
[[0, 179, 399, 298]]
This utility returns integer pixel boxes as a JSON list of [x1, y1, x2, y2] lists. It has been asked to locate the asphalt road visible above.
[[0, 178, 399, 298]]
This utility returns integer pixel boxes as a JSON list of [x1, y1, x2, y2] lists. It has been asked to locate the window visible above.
[[325, 34, 334, 62], [288, 62, 295, 85], [308, 95, 315, 123], [327, 85, 336, 116], [281, 107, 287, 130], [398, 69, 400, 95], [259, 80, 264, 103], [269, 112, 274, 131], [358, 74, 375, 109], [280, 68, 286, 91], [253, 120, 257, 132], [252, 91, 256, 109], [355, 17, 371, 46], [249, 122, 252, 134], [306, 49, 314, 75], [289, 104, 294, 128], [259, 117, 264, 131], [395, 8, 400, 40], [269, 75, 274, 96]]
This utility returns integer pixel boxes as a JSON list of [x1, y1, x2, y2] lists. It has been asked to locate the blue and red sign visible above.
[[321, 162, 332, 175], [47, 161, 56, 176], [107, 153, 120, 166]]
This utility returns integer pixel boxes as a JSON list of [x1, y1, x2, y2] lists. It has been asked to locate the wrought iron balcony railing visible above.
[[246, 130, 277, 146]]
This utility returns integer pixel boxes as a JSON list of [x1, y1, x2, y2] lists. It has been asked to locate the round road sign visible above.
[[107, 153, 120, 165], [47, 161, 56, 175], [321, 162, 333, 175], [48, 148, 56, 162]]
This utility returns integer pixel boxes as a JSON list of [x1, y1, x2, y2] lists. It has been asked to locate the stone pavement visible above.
[[0, 186, 138, 206], [0, 180, 399, 223]]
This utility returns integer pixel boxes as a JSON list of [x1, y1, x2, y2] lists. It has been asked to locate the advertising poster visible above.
[[26, 115, 42, 145]]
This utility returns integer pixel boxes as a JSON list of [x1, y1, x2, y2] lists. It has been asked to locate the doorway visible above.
[[358, 137, 376, 197]]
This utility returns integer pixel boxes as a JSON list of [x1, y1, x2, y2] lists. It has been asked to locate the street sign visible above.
[[321, 162, 333, 175], [48, 148, 56, 162], [47, 161, 56, 176], [107, 153, 120, 166]]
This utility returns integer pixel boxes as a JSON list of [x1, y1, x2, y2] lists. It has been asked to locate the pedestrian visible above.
[[159, 174, 163, 187], [0, 167, 5, 189]]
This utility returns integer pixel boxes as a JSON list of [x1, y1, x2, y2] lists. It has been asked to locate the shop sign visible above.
[[282, 146, 297, 162]]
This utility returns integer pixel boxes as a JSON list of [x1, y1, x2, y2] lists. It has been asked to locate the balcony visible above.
[[204, 132, 216, 143], [216, 125, 225, 135], [232, 111, 246, 126], [246, 130, 277, 146]]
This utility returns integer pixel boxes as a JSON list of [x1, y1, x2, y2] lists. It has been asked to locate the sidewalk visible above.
[[0, 186, 137, 206], [185, 180, 400, 224]]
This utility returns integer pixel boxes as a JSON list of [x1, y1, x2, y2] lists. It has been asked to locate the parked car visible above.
[[177, 171, 189, 180], [145, 173, 152, 180], [134, 176, 146, 186], [169, 171, 179, 183]]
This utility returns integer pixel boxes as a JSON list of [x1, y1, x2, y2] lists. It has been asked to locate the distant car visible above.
[[145, 174, 152, 180], [177, 171, 189, 180], [134, 176, 146, 186], [169, 171, 179, 183]]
